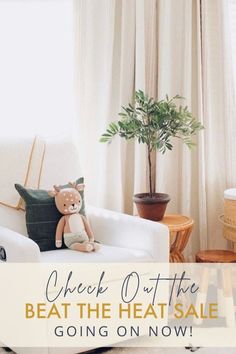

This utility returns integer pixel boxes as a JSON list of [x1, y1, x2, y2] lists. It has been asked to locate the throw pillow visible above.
[[15, 177, 85, 252]]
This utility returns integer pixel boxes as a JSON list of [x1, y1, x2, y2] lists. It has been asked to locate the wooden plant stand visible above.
[[159, 214, 194, 263]]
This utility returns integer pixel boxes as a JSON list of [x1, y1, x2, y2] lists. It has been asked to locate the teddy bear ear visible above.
[[68, 181, 76, 188], [48, 190, 57, 197], [54, 185, 62, 192], [48, 185, 61, 197], [76, 183, 85, 192]]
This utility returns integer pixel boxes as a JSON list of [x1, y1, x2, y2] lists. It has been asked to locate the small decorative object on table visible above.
[[159, 214, 194, 262], [219, 188, 236, 252]]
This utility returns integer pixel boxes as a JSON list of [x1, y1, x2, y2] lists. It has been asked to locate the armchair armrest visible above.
[[0, 227, 40, 263], [87, 205, 169, 262]]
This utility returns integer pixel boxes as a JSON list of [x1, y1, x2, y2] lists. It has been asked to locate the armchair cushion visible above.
[[15, 177, 85, 252], [40, 245, 152, 263]]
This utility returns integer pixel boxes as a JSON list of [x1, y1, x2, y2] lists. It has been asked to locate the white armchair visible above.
[[0, 205, 168, 264], [0, 135, 169, 265], [0, 136, 169, 354]]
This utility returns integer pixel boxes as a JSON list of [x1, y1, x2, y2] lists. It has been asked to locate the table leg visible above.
[[169, 227, 193, 263], [170, 251, 185, 263]]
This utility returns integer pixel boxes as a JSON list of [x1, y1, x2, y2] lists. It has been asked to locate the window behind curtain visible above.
[[0, 0, 74, 137]]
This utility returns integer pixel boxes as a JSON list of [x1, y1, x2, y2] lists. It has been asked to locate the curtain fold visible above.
[[75, 0, 136, 213], [200, 0, 236, 250], [156, 0, 201, 257], [75, 0, 236, 257]]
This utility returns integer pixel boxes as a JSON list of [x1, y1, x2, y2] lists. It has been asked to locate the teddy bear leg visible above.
[[86, 241, 100, 251], [92, 242, 101, 251], [71, 242, 93, 252]]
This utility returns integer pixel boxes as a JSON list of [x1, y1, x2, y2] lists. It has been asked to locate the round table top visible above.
[[159, 214, 194, 232], [196, 250, 236, 263]]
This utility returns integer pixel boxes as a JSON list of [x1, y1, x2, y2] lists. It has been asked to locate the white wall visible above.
[[0, 0, 75, 137]]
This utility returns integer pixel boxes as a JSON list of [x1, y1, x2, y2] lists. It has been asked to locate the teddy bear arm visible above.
[[55, 217, 65, 242], [82, 215, 95, 242]]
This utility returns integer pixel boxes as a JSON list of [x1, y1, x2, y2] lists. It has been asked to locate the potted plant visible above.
[[100, 90, 203, 221]]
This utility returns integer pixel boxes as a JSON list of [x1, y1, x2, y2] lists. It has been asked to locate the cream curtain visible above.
[[75, 0, 236, 257], [75, 0, 157, 214], [156, 0, 236, 256]]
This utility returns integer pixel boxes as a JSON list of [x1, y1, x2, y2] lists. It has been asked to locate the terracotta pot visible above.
[[133, 192, 170, 221]]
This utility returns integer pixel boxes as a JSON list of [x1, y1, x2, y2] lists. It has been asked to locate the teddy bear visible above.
[[48, 182, 100, 252]]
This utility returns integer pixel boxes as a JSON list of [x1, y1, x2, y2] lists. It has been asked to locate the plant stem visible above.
[[148, 146, 153, 197]]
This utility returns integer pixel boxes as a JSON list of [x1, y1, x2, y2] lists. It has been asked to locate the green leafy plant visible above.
[[100, 90, 204, 197]]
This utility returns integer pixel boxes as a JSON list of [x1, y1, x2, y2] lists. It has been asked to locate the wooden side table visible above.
[[196, 250, 236, 263], [159, 214, 194, 263]]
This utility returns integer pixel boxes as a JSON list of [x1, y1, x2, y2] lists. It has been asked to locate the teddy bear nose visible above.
[[72, 203, 75, 207]]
